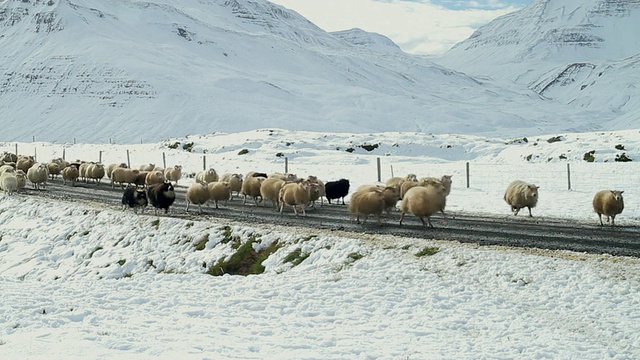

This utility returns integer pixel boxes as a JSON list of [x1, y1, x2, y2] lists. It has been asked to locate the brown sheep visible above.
[[185, 182, 210, 214], [207, 181, 231, 208], [504, 180, 539, 217], [260, 177, 287, 209], [399, 185, 447, 228], [279, 181, 311, 216], [241, 176, 265, 206], [62, 165, 79, 186], [135, 171, 150, 188], [348, 189, 386, 224], [593, 190, 624, 226], [16, 156, 35, 173], [47, 161, 61, 180]]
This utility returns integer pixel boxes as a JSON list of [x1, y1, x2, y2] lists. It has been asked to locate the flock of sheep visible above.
[[0, 151, 626, 227]]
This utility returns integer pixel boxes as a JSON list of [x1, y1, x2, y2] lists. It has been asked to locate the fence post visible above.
[[203, 155, 206, 171], [466, 162, 470, 188], [162, 152, 166, 169], [567, 163, 571, 191], [34, 147, 37, 162], [32, 135, 35, 143], [73, 137, 76, 144], [285, 157, 288, 173], [390, 165, 394, 178], [62, 148, 66, 160], [126, 150, 130, 168], [15, 143, 18, 155], [376, 157, 381, 182], [99, 150, 102, 164]]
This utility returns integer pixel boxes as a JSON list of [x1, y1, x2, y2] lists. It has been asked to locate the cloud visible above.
[[269, 0, 524, 55]]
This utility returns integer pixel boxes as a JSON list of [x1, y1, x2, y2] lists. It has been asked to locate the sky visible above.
[[269, 0, 533, 54]]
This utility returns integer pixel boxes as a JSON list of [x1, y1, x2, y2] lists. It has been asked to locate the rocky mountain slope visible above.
[[0, 0, 631, 143]]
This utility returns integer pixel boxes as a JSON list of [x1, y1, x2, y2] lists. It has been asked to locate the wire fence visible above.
[[1, 142, 637, 193]]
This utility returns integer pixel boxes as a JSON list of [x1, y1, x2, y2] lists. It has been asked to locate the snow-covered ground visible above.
[[1, 129, 639, 358]]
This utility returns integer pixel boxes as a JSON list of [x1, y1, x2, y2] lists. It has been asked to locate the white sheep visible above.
[[269, 172, 300, 183], [0, 171, 18, 195], [386, 174, 418, 189], [419, 175, 453, 196], [356, 184, 400, 216], [279, 181, 311, 216], [185, 182, 210, 214], [0, 164, 15, 176], [106, 163, 128, 179], [86, 163, 106, 184], [111, 168, 139, 188], [260, 177, 286, 209], [306, 175, 325, 208], [593, 190, 624, 226], [139, 163, 155, 171], [348, 188, 386, 224], [62, 166, 79, 186], [504, 180, 539, 217], [207, 181, 231, 208], [220, 173, 243, 199], [15, 170, 26, 190], [78, 162, 92, 182], [195, 168, 219, 184], [27, 163, 49, 190], [164, 165, 182, 185], [145, 170, 165, 187], [399, 184, 447, 228]]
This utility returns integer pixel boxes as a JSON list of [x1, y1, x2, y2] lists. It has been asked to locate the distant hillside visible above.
[[0, 0, 625, 143], [436, 0, 640, 129]]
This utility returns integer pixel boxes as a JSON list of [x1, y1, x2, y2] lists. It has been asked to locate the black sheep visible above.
[[146, 181, 176, 215], [324, 179, 350, 205], [122, 186, 148, 214]]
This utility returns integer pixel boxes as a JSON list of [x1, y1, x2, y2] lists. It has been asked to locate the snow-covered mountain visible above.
[[436, 0, 640, 128], [0, 0, 613, 143]]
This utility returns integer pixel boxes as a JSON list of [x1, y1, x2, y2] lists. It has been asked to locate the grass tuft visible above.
[[415, 247, 439, 257], [194, 234, 210, 251]]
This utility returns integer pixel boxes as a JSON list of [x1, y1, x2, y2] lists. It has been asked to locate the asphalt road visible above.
[[19, 178, 640, 258]]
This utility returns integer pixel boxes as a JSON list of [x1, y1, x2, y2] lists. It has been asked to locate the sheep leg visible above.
[[279, 202, 285, 215], [399, 212, 405, 225], [426, 216, 434, 228], [527, 207, 533, 217], [301, 205, 307, 217], [513, 207, 520, 216], [186, 202, 190, 213], [611, 215, 616, 227]]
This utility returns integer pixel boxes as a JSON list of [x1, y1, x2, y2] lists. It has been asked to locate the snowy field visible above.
[[1, 129, 639, 359]]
